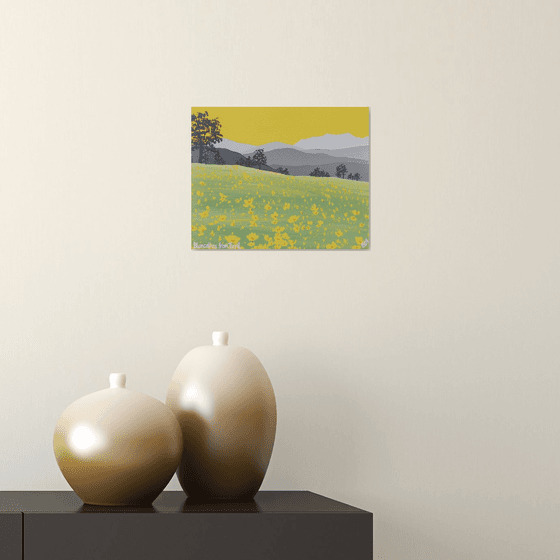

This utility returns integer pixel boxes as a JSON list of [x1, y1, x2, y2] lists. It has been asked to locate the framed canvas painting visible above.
[[191, 107, 369, 250]]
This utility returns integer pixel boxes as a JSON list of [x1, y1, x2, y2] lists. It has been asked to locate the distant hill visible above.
[[218, 138, 295, 154], [191, 146, 278, 173], [192, 146, 367, 180], [295, 133, 369, 151], [303, 145, 369, 160], [215, 138, 257, 154], [247, 147, 367, 171], [282, 162, 369, 181], [216, 135, 369, 155]]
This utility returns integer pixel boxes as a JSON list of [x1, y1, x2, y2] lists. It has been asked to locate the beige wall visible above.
[[1, 1, 559, 558]]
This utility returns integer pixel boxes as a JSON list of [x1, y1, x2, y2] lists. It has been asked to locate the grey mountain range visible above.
[[220, 133, 369, 155], [192, 133, 369, 180], [295, 132, 369, 150]]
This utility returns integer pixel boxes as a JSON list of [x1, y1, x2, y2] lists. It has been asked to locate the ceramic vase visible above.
[[53, 373, 183, 506], [166, 332, 277, 501]]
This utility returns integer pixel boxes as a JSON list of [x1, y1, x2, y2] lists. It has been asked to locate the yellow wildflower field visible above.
[[191, 164, 369, 250]]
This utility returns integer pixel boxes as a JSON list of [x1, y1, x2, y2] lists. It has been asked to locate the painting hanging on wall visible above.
[[191, 107, 369, 250]]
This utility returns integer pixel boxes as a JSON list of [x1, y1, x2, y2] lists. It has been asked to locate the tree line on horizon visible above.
[[192, 111, 362, 180], [310, 164, 361, 180]]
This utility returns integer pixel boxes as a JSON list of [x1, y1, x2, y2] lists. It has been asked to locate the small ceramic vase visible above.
[[166, 332, 277, 501], [53, 373, 183, 506]]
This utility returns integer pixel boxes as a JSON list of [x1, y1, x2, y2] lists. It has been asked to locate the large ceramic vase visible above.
[[166, 332, 277, 501], [53, 373, 183, 506]]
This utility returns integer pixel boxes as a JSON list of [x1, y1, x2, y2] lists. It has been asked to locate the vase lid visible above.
[[212, 332, 229, 346], [109, 373, 126, 388]]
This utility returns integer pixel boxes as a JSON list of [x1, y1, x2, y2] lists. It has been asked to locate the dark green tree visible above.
[[353, 172, 361, 181], [275, 167, 289, 175], [348, 173, 354, 180], [191, 111, 223, 164], [336, 164, 347, 179]]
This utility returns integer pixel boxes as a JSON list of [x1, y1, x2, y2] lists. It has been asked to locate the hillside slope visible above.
[[191, 164, 370, 250]]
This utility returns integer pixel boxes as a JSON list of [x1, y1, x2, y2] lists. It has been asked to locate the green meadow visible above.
[[191, 164, 369, 250]]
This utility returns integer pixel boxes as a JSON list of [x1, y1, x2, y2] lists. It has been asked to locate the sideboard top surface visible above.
[[0, 491, 371, 515]]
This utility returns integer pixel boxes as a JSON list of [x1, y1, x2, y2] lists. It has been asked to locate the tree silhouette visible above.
[[191, 111, 223, 164], [336, 164, 347, 179], [213, 151, 225, 165], [253, 149, 267, 170], [348, 173, 354, 180], [236, 155, 254, 168], [353, 172, 361, 181], [310, 168, 330, 177], [275, 167, 289, 175]]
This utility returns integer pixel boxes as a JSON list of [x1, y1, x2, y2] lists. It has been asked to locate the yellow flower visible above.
[[247, 233, 259, 241], [352, 209, 360, 215], [335, 229, 343, 237], [199, 181, 205, 186], [248, 242, 255, 247], [326, 242, 338, 249], [197, 225, 207, 236], [307, 221, 313, 225], [230, 221, 236, 226], [350, 216, 357, 221], [219, 193, 228, 202], [287, 215, 299, 223], [274, 226, 285, 233], [359, 223, 365, 227], [355, 237, 363, 245], [210, 231, 215, 237], [199, 210, 209, 218], [225, 234, 240, 244], [293, 224, 300, 233], [196, 190, 204, 196], [264, 204, 272, 211], [283, 202, 290, 210], [271, 211, 278, 219], [191, 225, 197, 231], [316, 220, 323, 227], [311, 204, 319, 215], [243, 198, 254, 208], [219, 215, 227, 222], [271, 190, 275, 195]]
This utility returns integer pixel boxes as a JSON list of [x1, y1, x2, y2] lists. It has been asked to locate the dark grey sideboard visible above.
[[0, 491, 373, 559]]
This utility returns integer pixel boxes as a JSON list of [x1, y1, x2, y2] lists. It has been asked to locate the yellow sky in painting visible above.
[[192, 107, 369, 146]]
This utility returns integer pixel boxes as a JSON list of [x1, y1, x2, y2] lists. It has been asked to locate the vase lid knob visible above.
[[109, 373, 126, 388], [212, 332, 229, 346]]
